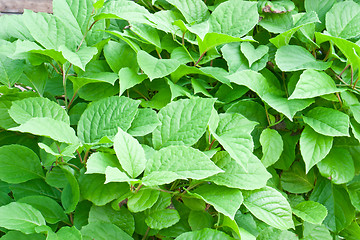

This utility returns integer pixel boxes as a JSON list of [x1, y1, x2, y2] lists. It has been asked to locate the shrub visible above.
[[0, 0, 359, 239]]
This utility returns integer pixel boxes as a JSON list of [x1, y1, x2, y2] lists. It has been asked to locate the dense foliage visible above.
[[0, 0, 360, 239]]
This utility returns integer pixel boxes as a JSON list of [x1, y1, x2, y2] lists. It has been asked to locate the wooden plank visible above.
[[0, 0, 53, 14]]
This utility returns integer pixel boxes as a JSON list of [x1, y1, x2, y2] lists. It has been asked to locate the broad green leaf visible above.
[[188, 211, 213, 231], [10, 117, 79, 145], [143, 146, 222, 186], [340, 221, 360, 240], [61, 167, 80, 213], [260, 0, 295, 13], [10, 179, 61, 201], [303, 222, 332, 240], [59, 46, 98, 71], [104, 167, 137, 184], [281, 161, 315, 194], [119, 67, 147, 96], [0, 144, 44, 184], [104, 41, 137, 73], [269, 11, 320, 48], [18, 196, 68, 224], [145, 209, 181, 230], [227, 70, 314, 120], [243, 187, 294, 230], [95, 0, 151, 24], [256, 227, 297, 240], [192, 184, 243, 220], [315, 32, 360, 73], [81, 222, 133, 240], [128, 108, 161, 136], [317, 147, 355, 184], [69, 72, 119, 92], [310, 178, 355, 233], [127, 188, 160, 213], [260, 128, 283, 167], [0, 14, 34, 41], [259, 12, 293, 34], [53, 0, 93, 39], [289, 70, 340, 99], [152, 98, 215, 149], [0, 202, 46, 234], [86, 152, 121, 175], [175, 228, 235, 240], [198, 33, 253, 55], [0, 55, 26, 87], [88, 205, 135, 236], [275, 45, 331, 72], [300, 126, 333, 172], [347, 176, 360, 211], [211, 113, 257, 170], [0, 231, 45, 240], [137, 50, 180, 80], [166, 0, 209, 24], [77, 96, 140, 144], [292, 201, 327, 225], [303, 107, 350, 137], [8, 97, 69, 124], [326, 1, 360, 40], [56, 226, 82, 240], [305, 0, 335, 30], [114, 127, 147, 178], [207, 152, 271, 190], [130, 23, 161, 49], [23, 10, 79, 50], [79, 174, 129, 206], [209, 0, 258, 37], [241, 42, 269, 67]]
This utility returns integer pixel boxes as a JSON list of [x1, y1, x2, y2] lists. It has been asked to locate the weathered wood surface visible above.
[[0, 0, 53, 14]]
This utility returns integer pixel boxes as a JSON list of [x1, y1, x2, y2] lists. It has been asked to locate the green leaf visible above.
[[0, 55, 26, 87], [192, 184, 243, 220], [79, 174, 129, 206], [260, 128, 283, 167], [211, 113, 258, 169], [56, 226, 82, 240], [241, 42, 269, 67], [53, 0, 93, 39], [128, 108, 161, 137], [137, 50, 180, 81], [175, 228, 235, 240], [77, 96, 140, 144], [292, 201, 327, 225], [347, 176, 360, 211], [310, 178, 355, 233], [305, 0, 335, 30], [69, 72, 119, 92], [152, 98, 215, 149], [303, 107, 350, 137], [104, 41, 138, 73], [81, 222, 133, 240], [243, 187, 294, 230], [145, 209, 181, 230], [317, 147, 355, 184], [9, 117, 79, 145], [0, 202, 46, 234], [143, 146, 222, 186], [227, 70, 314, 120], [18, 196, 68, 224], [127, 188, 160, 213], [166, 0, 209, 24], [188, 211, 213, 231], [61, 167, 80, 213], [86, 152, 121, 175], [59, 46, 98, 71], [88, 205, 135, 236], [281, 162, 315, 194], [289, 70, 340, 99], [325, 1, 360, 40], [119, 67, 147, 96], [303, 222, 332, 240], [8, 97, 70, 124], [300, 126, 333, 173], [0, 144, 44, 184], [130, 23, 161, 49], [104, 167, 137, 184], [198, 33, 254, 55], [275, 45, 331, 72], [206, 151, 271, 190], [114, 127, 147, 178], [0, 231, 45, 240], [209, 0, 258, 37]]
